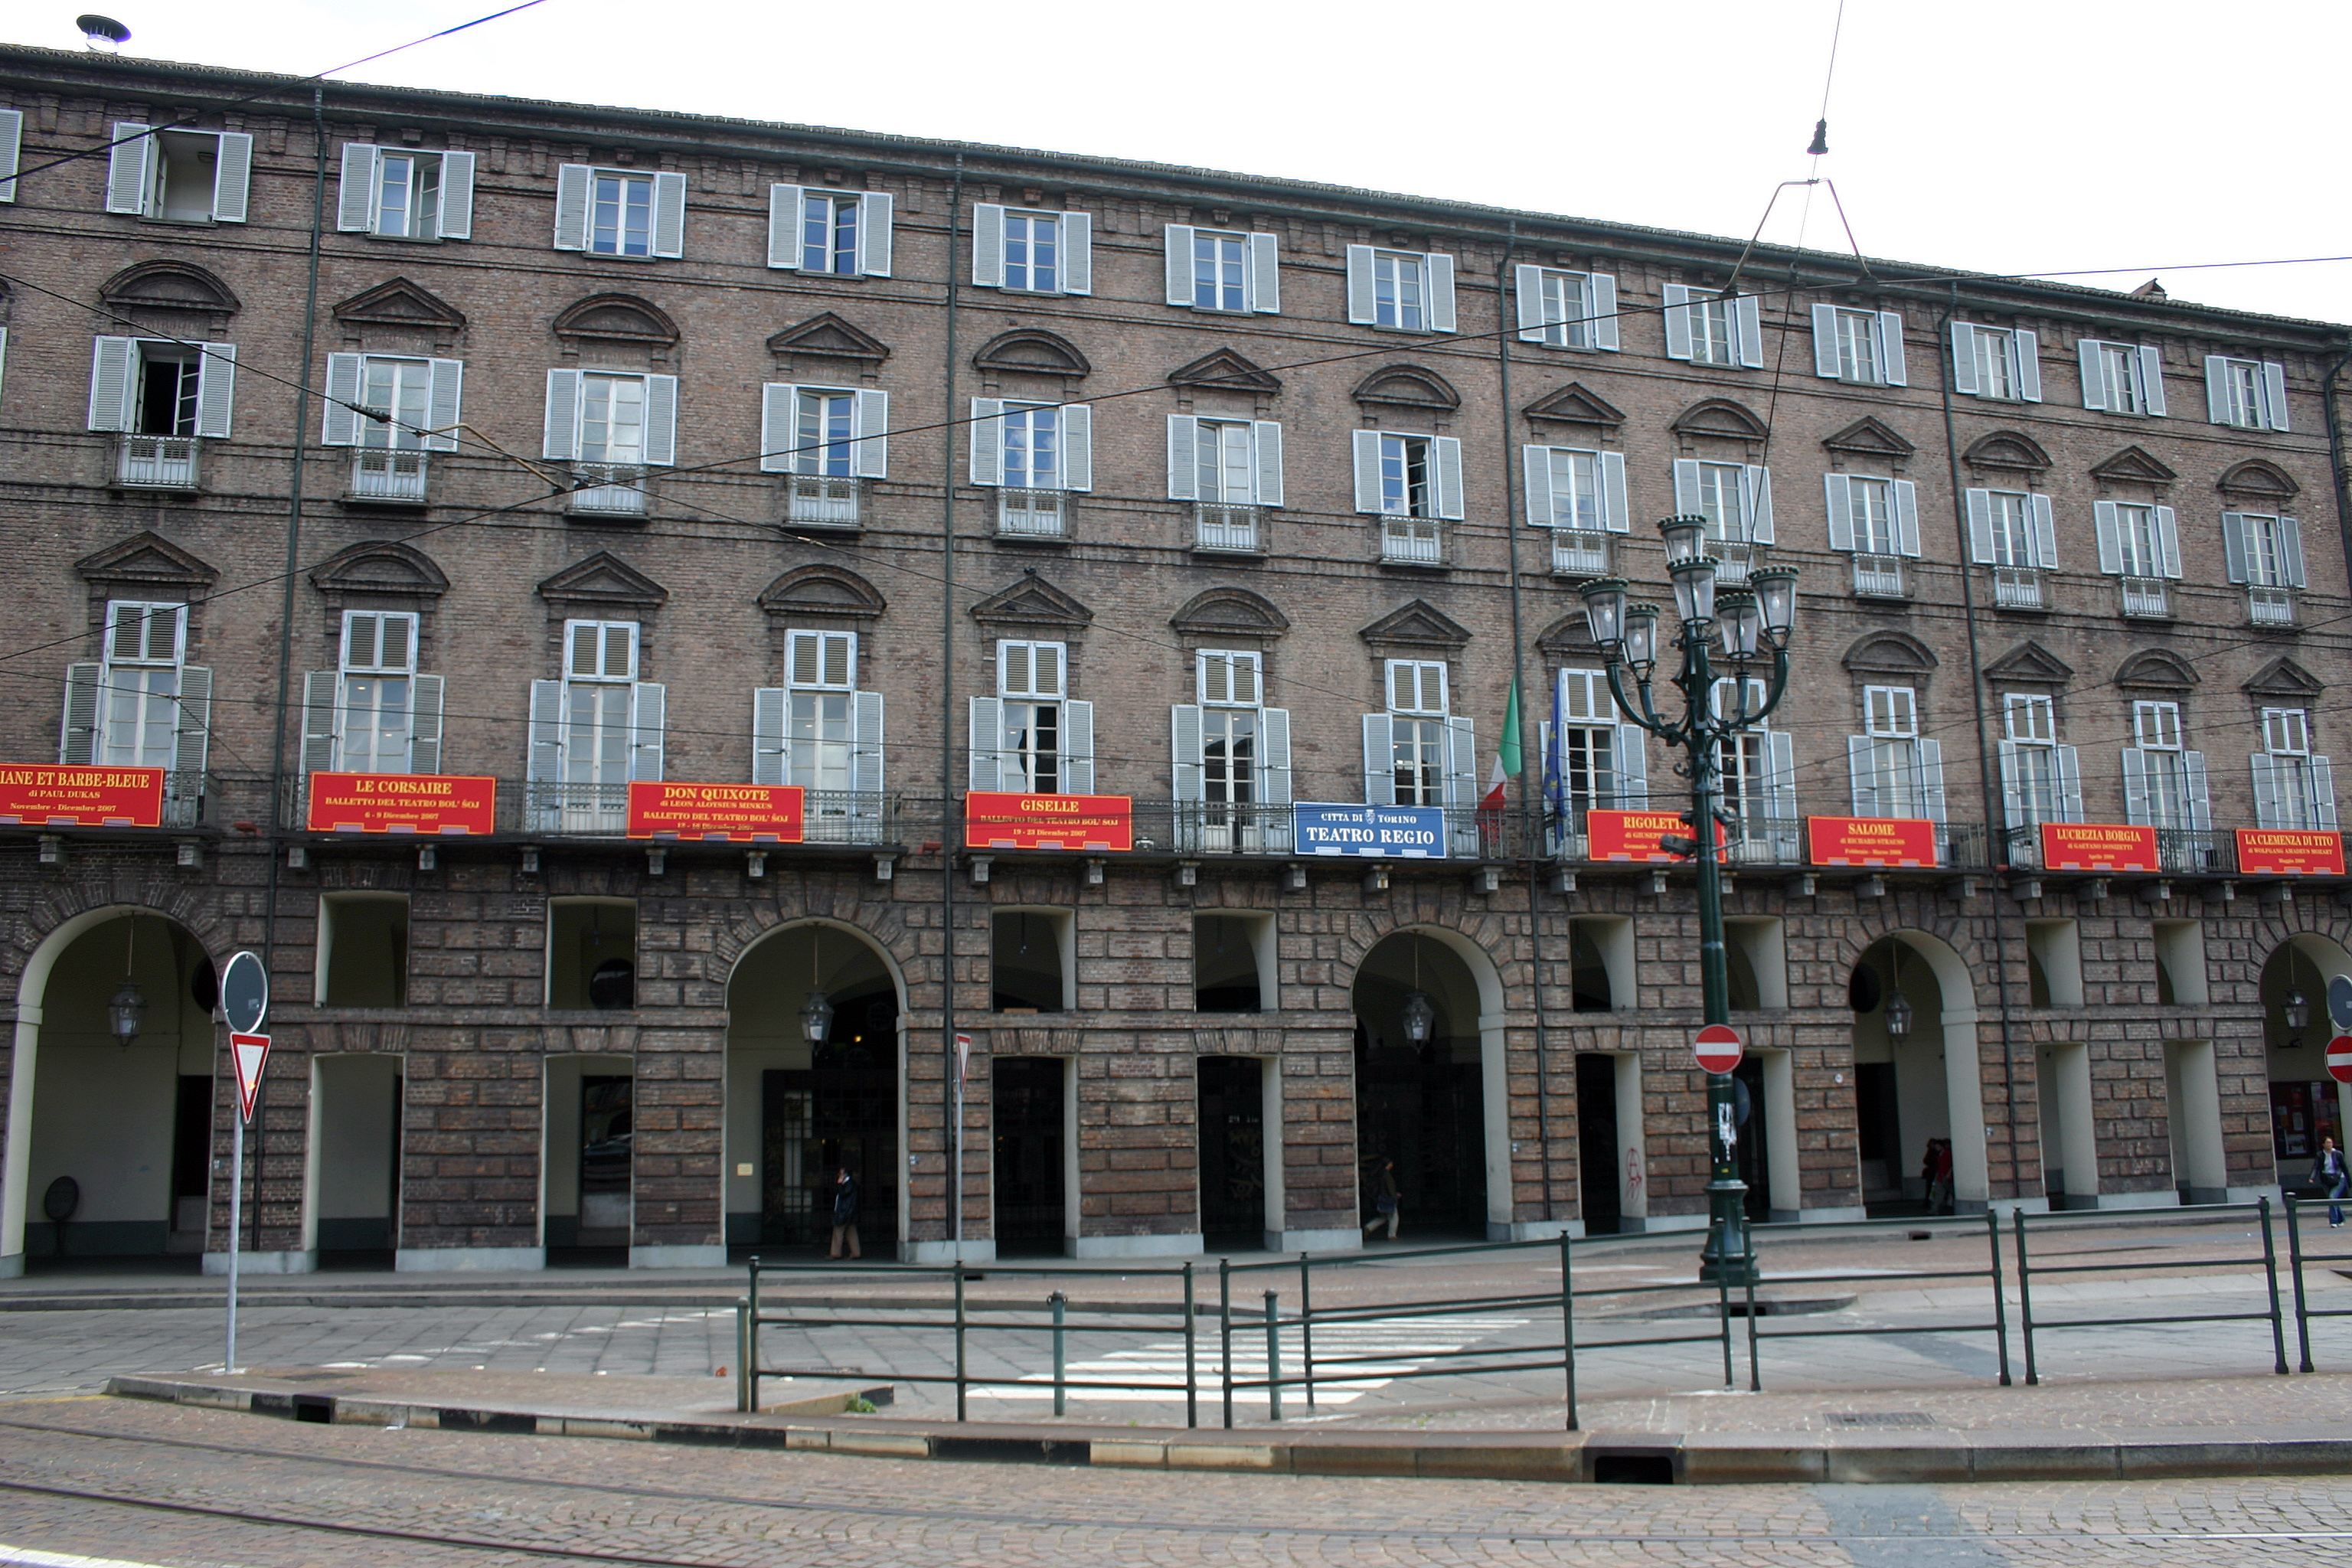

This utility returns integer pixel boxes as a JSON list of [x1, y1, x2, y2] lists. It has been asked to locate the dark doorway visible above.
[[170, 1075, 211, 1251], [1575, 1054, 1622, 1236], [1732, 1057, 1769, 1223], [1854, 1062, 1908, 1214], [992, 910, 1066, 1011], [575, 1075, 632, 1253], [1194, 917, 1265, 1013], [1355, 1031, 1486, 1237], [1198, 1056, 1266, 1247], [993, 1057, 1066, 1254], [762, 1063, 898, 1251]]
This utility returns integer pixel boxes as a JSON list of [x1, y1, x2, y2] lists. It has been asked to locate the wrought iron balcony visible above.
[[1549, 530, 1612, 578], [1380, 515, 1442, 565], [1192, 503, 1264, 554], [784, 475, 861, 528], [351, 449, 428, 502], [1851, 553, 1909, 600], [997, 488, 1068, 538], [116, 435, 200, 489], [2249, 586, 2298, 627], [2119, 576, 2171, 619], [569, 464, 648, 516], [2001, 822, 2231, 874], [1991, 566, 2048, 610]]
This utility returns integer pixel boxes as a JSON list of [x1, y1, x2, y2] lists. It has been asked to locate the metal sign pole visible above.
[[225, 1078, 243, 1375], [215, 952, 270, 1380]]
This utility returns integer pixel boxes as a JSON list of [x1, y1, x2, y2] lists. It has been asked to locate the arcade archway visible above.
[[1850, 930, 1984, 1217], [2261, 934, 2350, 1191], [1351, 927, 1510, 1240]]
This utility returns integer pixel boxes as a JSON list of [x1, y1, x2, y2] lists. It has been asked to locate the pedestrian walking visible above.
[[1362, 1158, 1400, 1241], [2313, 1136, 2350, 1229], [1922, 1138, 1954, 1217], [828, 1165, 861, 1259]]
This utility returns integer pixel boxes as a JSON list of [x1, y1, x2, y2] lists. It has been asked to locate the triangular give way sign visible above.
[[230, 1032, 271, 1122]]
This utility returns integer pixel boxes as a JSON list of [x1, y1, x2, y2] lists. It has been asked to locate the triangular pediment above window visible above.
[[1962, 431, 2050, 472], [969, 570, 1093, 630], [536, 550, 668, 612], [2246, 656, 2324, 700], [1522, 382, 1625, 427], [1823, 415, 1916, 457], [1981, 639, 2073, 685], [2089, 444, 2178, 484], [2219, 459, 2299, 500], [1170, 586, 1289, 638], [1359, 599, 1472, 652], [766, 311, 890, 364], [1167, 348, 1281, 394], [309, 540, 450, 599], [1353, 365, 1460, 411], [1841, 631, 1938, 678], [2114, 648, 2197, 690], [100, 260, 240, 315], [1670, 397, 1769, 439], [75, 531, 219, 590], [552, 293, 679, 345], [973, 329, 1089, 378], [1536, 611, 1599, 658], [332, 277, 467, 331], [757, 564, 887, 622]]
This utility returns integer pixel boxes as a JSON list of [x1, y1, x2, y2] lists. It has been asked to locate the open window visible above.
[[547, 898, 637, 1010], [106, 123, 251, 223], [992, 909, 1073, 1013], [1194, 913, 1273, 1013], [317, 893, 410, 1008]]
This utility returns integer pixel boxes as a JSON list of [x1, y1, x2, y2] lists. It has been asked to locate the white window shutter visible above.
[[1061, 700, 1096, 792], [1060, 404, 1093, 492], [2204, 355, 2230, 423], [751, 688, 787, 785], [1514, 264, 1546, 343], [1059, 211, 1092, 294], [1591, 273, 1620, 351], [767, 185, 803, 270], [2078, 338, 2107, 410], [543, 368, 583, 462], [1524, 446, 1555, 528], [2122, 746, 2150, 825], [1166, 414, 1199, 501], [1763, 730, 1796, 825], [438, 150, 475, 240], [642, 374, 678, 466], [1950, 322, 1978, 395], [1823, 472, 1854, 551], [1917, 738, 1947, 825], [851, 389, 889, 479], [1352, 430, 1385, 514], [2252, 753, 2284, 828], [1877, 312, 1906, 385], [1426, 252, 1456, 332], [629, 683, 666, 781], [1745, 466, 1774, 544], [969, 398, 1004, 485], [2154, 505, 2182, 579], [2015, 330, 2042, 401], [302, 671, 340, 774], [2265, 362, 2290, 431], [1662, 283, 1694, 361], [106, 122, 152, 214], [2055, 745, 2085, 822], [337, 143, 379, 230], [967, 696, 1003, 792], [2282, 515, 2308, 588], [972, 203, 1005, 286], [851, 691, 884, 796], [1847, 734, 1879, 815], [553, 164, 590, 250], [409, 675, 444, 774], [2220, 512, 2249, 583], [1672, 457, 1700, 516], [88, 337, 135, 431], [1171, 705, 1204, 801], [1893, 480, 1922, 558], [1994, 740, 2023, 831], [528, 679, 563, 785], [194, 344, 236, 439], [0, 108, 20, 203], [649, 171, 688, 258], [1259, 708, 1292, 806], [322, 353, 364, 446], [1164, 225, 1194, 306], [1601, 452, 1628, 533], [2313, 756, 2339, 829], [1811, 303, 1841, 378], [1965, 489, 1994, 563], [1614, 724, 1648, 807], [426, 358, 463, 452], [760, 383, 794, 472], [858, 191, 892, 276], [171, 667, 213, 776], [2184, 751, 2211, 832], [1248, 231, 1279, 313], [2138, 345, 2167, 416], [1362, 714, 1395, 805], [59, 663, 100, 764], [1432, 436, 1465, 521], [2094, 499, 2122, 575], [1345, 245, 1377, 325], [2030, 494, 2058, 570], [1252, 420, 1284, 507], [1444, 715, 1478, 808], [1736, 296, 1765, 368], [211, 132, 253, 223]]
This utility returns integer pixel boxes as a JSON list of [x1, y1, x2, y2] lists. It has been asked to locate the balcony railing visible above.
[[1142, 801, 1296, 857], [570, 464, 648, 516], [997, 488, 1068, 538], [1550, 531, 1612, 577], [784, 475, 861, 528], [1713, 541, 1756, 588], [2249, 586, 2298, 627], [1193, 503, 1263, 554], [1546, 805, 1989, 871], [522, 782, 897, 841], [2001, 822, 2233, 874], [1380, 515, 1442, 564], [351, 449, 428, 501], [1991, 566, 2048, 610], [116, 436, 199, 488], [1851, 553, 1909, 599], [2120, 576, 2171, 619]]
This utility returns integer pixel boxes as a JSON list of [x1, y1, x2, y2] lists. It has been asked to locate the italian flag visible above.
[[1482, 678, 1521, 812]]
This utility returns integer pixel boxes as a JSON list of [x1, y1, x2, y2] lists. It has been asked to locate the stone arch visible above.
[[2219, 459, 2299, 501], [1844, 924, 1988, 1211], [756, 564, 887, 622], [1671, 398, 1769, 440], [972, 328, 1089, 378], [1842, 630, 1938, 681], [1169, 586, 1289, 642], [1351, 364, 1461, 412], [551, 293, 680, 345], [1962, 430, 2051, 474], [2114, 648, 2198, 691], [100, 260, 241, 317]]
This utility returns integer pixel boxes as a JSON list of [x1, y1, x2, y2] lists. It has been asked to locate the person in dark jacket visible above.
[[1361, 1158, 1400, 1241], [828, 1165, 861, 1259], [2313, 1136, 2349, 1229]]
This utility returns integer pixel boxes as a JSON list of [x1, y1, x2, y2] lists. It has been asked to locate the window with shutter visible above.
[[350, 148, 465, 240], [96, 601, 189, 771], [0, 107, 21, 204], [998, 640, 1070, 793], [780, 629, 858, 795], [338, 610, 421, 774]]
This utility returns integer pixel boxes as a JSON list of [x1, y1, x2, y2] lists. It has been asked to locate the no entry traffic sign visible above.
[[1694, 1024, 1743, 1076], [2327, 1035, 2352, 1086]]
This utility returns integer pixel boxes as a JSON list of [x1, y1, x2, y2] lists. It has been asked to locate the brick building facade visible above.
[[3, 44, 2350, 1274]]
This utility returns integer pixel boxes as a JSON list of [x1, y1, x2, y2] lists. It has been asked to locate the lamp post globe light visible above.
[[1579, 521, 1798, 1287]]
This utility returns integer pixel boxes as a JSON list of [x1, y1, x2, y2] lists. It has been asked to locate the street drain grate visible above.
[[1824, 1411, 1934, 1428]]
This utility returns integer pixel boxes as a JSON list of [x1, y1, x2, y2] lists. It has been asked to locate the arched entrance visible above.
[[3, 908, 217, 1272], [1850, 931, 1986, 1217], [723, 920, 904, 1257], [1351, 927, 1510, 1240], [2261, 934, 2349, 1194]]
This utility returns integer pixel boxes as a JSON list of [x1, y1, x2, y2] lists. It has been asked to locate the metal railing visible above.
[[2003, 821, 2234, 874], [1193, 504, 1263, 553], [570, 463, 648, 515], [2011, 1201, 2288, 1384], [1380, 515, 1442, 564], [1545, 806, 1988, 871], [1991, 565, 2048, 609], [2249, 586, 2298, 627], [351, 449, 428, 501], [1142, 801, 1295, 857], [2120, 576, 2172, 619], [998, 488, 1068, 538], [116, 435, 200, 488], [1549, 531, 1612, 577], [1850, 552, 1909, 599], [784, 475, 862, 528], [1713, 541, 1756, 587]]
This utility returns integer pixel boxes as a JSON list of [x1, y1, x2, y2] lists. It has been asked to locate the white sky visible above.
[[9, 0, 2347, 325]]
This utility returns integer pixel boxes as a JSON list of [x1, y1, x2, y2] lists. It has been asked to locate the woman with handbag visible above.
[[1362, 1158, 1401, 1242]]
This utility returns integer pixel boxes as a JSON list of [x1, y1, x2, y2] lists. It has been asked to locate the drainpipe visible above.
[[1935, 281, 2023, 1207], [938, 155, 965, 1256], [2320, 343, 2351, 600]]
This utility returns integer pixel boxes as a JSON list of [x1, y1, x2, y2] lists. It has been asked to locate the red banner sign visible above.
[[2038, 822, 2158, 873], [626, 781, 805, 841], [306, 773, 497, 835], [0, 765, 164, 828], [965, 792, 1133, 851], [1584, 809, 1721, 863], [1808, 815, 1938, 868], [2237, 828, 2347, 877]]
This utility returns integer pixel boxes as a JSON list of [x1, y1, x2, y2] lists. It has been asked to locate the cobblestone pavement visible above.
[[0, 1397, 2347, 1566]]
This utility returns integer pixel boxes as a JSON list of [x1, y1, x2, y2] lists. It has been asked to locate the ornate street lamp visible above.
[[2285, 987, 2312, 1031], [1579, 517, 1799, 1288], [1883, 944, 1915, 1039], [800, 926, 834, 1046], [108, 917, 145, 1048], [1400, 936, 1436, 1045]]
